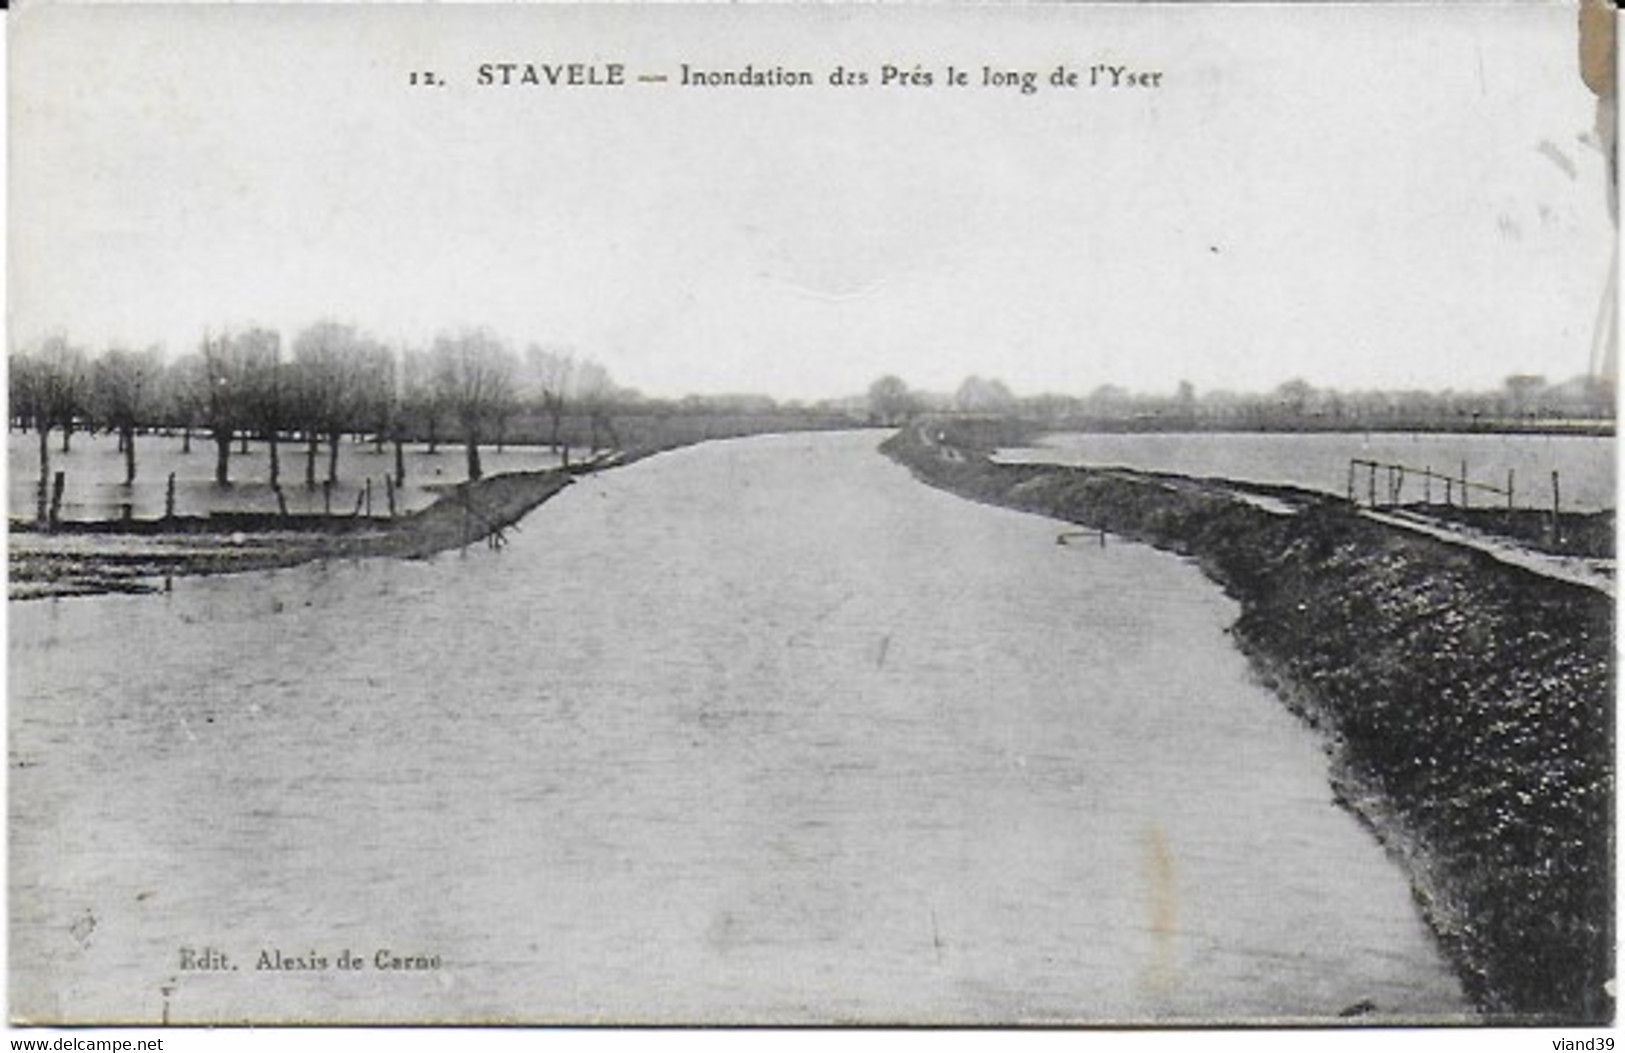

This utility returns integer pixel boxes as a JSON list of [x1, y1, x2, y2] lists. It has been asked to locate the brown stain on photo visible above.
[[1580, 0, 1615, 102], [1140, 825, 1179, 994], [1580, 0, 1617, 380]]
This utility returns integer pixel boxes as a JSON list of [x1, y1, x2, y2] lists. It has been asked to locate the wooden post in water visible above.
[[165, 472, 177, 520], [1394, 466, 1404, 505], [274, 485, 289, 518], [1445, 476, 1453, 506], [1368, 463, 1378, 508], [1347, 461, 1356, 503], [48, 471, 65, 529], [365, 478, 373, 518], [322, 480, 332, 516], [384, 475, 397, 519], [1460, 460, 1469, 509], [1507, 469, 1515, 511], [352, 489, 365, 517], [461, 487, 472, 552], [1551, 470, 1562, 547], [1424, 466, 1431, 506]]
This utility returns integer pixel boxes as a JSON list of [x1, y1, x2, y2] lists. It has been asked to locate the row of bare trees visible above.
[[9, 324, 620, 499], [866, 373, 1617, 431]]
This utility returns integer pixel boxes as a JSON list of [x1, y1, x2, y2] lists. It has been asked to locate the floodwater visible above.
[[7, 432, 573, 521], [1002, 431, 1616, 512], [9, 431, 1469, 1024]]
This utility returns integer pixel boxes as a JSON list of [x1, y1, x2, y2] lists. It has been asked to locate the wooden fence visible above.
[[1348, 458, 1566, 539]]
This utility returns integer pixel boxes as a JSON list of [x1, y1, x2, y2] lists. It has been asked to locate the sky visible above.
[[8, 2, 1617, 402]]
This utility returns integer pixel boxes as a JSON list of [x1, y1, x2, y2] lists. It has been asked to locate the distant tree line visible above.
[[16, 326, 1608, 515], [866, 372, 1617, 432], [8, 325, 881, 525], [8, 325, 629, 506]]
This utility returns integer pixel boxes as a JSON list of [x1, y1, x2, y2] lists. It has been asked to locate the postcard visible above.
[[7, 0, 1616, 1032]]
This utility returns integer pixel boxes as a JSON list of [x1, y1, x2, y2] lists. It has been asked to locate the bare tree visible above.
[[1504, 374, 1549, 420], [1272, 378, 1316, 420], [400, 347, 442, 462], [524, 344, 576, 460], [162, 354, 208, 454], [378, 345, 410, 487], [9, 353, 34, 434], [292, 321, 367, 487], [355, 343, 398, 455], [233, 330, 285, 489], [47, 340, 90, 453], [574, 358, 617, 454], [200, 331, 253, 486], [953, 375, 1015, 414], [492, 381, 520, 455], [14, 336, 89, 520], [430, 328, 517, 481], [10, 352, 47, 518], [90, 346, 165, 485], [867, 374, 915, 426]]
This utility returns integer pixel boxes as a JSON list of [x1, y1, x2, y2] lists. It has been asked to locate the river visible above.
[[9, 431, 1469, 1024]]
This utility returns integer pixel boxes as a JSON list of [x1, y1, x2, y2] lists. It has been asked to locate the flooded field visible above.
[[7, 432, 578, 521], [1002, 431, 1616, 513], [9, 431, 1469, 1024]]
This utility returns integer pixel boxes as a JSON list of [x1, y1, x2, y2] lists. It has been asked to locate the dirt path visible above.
[[1357, 507, 1614, 598], [1088, 464, 1614, 597]]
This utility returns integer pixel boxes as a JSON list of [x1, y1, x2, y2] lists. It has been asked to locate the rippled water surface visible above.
[[10, 431, 1469, 1023]]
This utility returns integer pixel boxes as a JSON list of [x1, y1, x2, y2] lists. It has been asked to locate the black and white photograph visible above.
[[5, 0, 1617, 1040]]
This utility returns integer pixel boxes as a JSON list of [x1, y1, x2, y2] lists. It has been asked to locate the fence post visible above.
[[1461, 460, 1469, 509], [274, 484, 289, 518], [1507, 469, 1514, 511], [384, 474, 397, 519], [165, 472, 177, 520], [1424, 466, 1432, 505], [48, 471, 65, 530], [365, 478, 373, 518], [1347, 460, 1356, 503], [323, 480, 332, 516], [1368, 463, 1377, 508], [1551, 470, 1562, 546]]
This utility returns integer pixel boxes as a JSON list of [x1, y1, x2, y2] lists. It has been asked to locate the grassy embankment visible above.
[[9, 467, 575, 598], [883, 420, 1613, 1024]]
